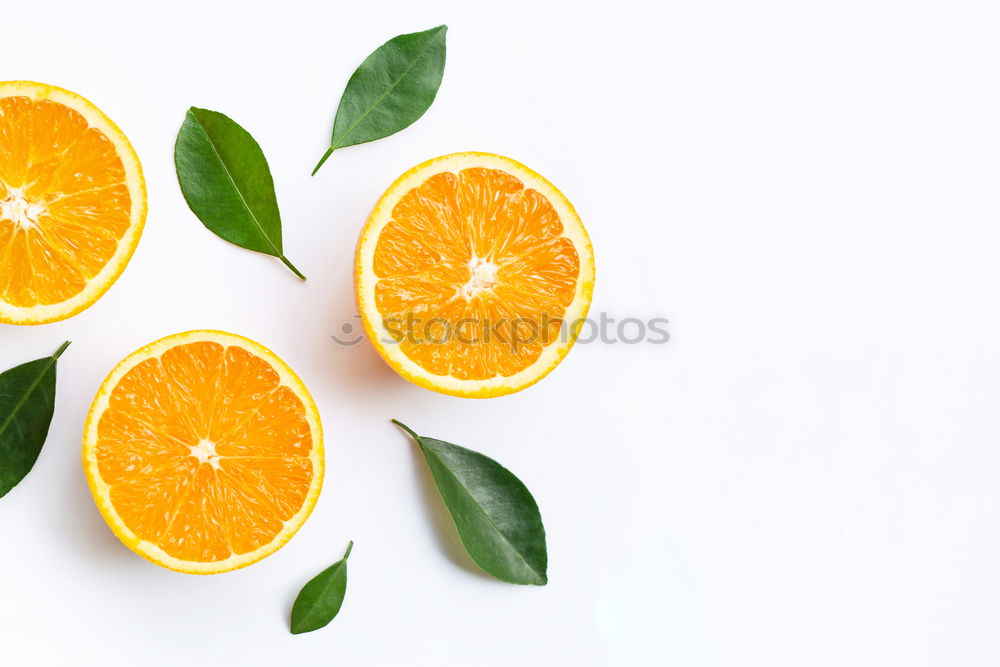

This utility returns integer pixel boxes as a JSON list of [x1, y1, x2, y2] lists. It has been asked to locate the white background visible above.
[[1, 0, 999, 664]]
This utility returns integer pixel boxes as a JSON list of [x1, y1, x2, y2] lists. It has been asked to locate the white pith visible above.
[[189, 439, 221, 468], [0, 187, 46, 231], [461, 255, 499, 300]]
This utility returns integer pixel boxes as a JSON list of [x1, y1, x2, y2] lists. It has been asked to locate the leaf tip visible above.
[[53, 341, 71, 360]]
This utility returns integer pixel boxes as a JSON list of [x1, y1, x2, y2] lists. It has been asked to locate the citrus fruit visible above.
[[356, 152, 595, 398], [83, 331, 324, 574], [0, 81, 146, 325]]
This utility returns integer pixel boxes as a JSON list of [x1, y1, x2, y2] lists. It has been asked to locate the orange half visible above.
[[0, 81, 146, 325], [83, 331, 324, 574], [356, 152, 595, 398]]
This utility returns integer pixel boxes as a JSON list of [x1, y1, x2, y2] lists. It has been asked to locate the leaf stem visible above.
[[279, 255, 307, 281], [52, 341, 71, 360], [311, 148, 335, 176], [343, 540, 354, 560], [391, 419, 420, 441]]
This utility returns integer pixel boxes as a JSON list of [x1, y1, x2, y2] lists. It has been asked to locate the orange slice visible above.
[[356, 152, 595, 398], [82, 331, 324, 574], [0, 81, 146, 325]]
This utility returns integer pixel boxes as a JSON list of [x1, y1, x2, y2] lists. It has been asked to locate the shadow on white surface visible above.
[[304, 247, 399, 401], [57, 438, 138, 565], [398, 427, 496, 582]]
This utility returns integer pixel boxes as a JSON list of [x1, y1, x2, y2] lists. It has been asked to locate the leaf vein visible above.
[[423, 445, 544, 582], [0, 356, 57, 441], [332, 33, 442, 148], [190, 113, 282, 258]]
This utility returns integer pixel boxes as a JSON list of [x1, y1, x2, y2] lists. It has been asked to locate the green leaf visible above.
[[393, 420, 548, 585], [0, 342, 70, 499], [312, 25, 448, 175], [174, 107, 305, 279], [290, 541, 354, 635]]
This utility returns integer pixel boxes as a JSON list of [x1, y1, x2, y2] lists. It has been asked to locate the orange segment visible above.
[[356, 152, 595, 397], [83, 331, 324, 574], [0, 81, 146, 325]]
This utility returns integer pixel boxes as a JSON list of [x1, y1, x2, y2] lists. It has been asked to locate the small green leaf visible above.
[[0, 342, 70, 499], [312, 25, 448, 175], [174, 107, 305, 279], [393, 420, 548, 586], [290, 541, 354, 635]]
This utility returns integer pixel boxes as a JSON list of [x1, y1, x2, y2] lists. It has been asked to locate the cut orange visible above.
[[0, 81, 146, 325], [356, 152, 595, 398], [82, 331, 324, 574]]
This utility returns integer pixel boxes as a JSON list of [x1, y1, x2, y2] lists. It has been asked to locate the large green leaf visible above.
[[312, 25, 447, 174], [394, 420, 547, 585], [290, 541, 353, 635], [174, 107, 305, 279], [0, 342, 69, 498]]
